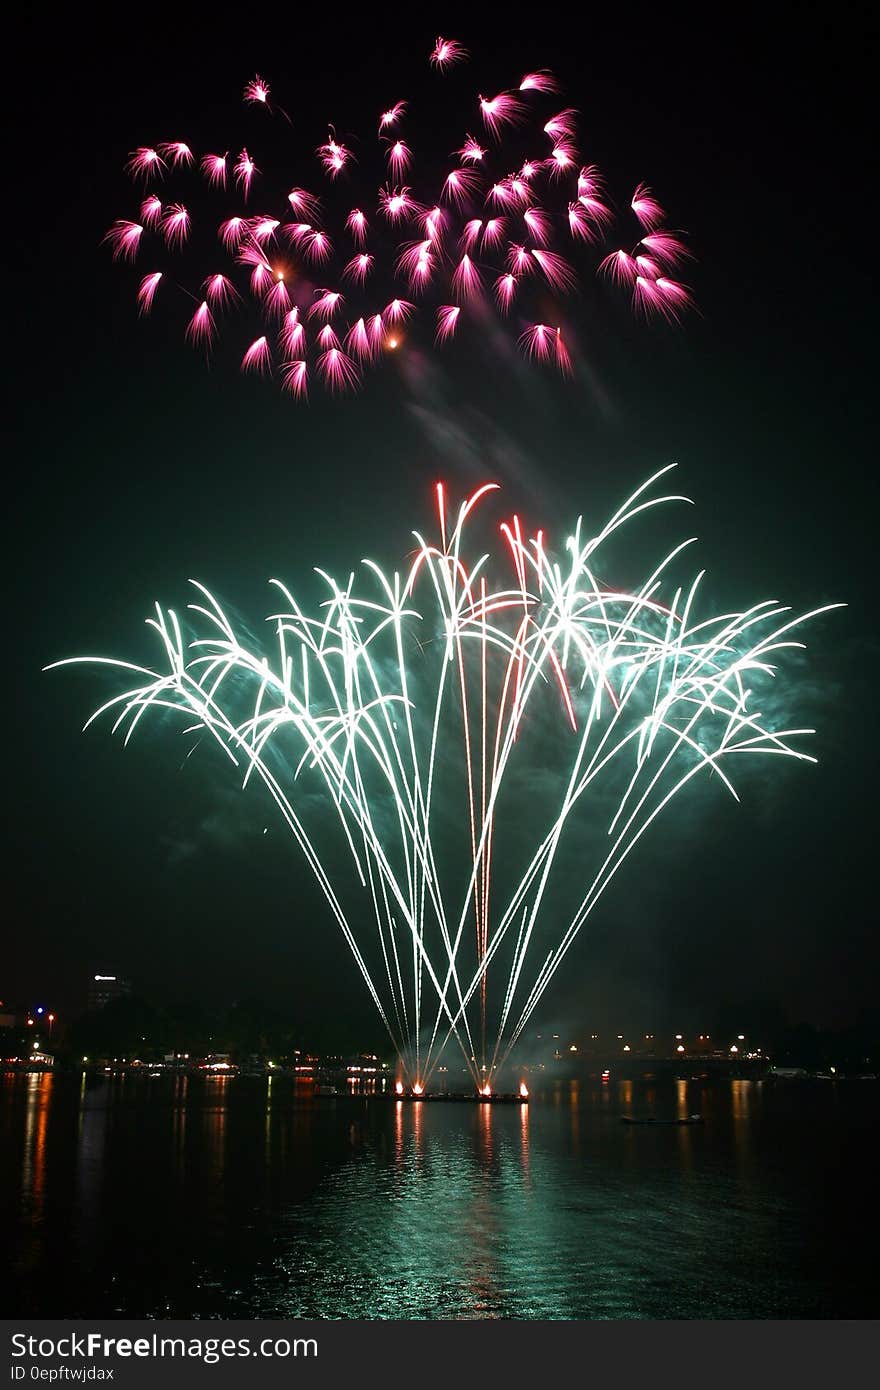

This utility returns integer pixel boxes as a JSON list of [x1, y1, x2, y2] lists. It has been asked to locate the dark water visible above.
[[1, 1071, 876, 1319]]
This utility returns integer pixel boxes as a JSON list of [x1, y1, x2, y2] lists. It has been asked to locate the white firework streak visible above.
[[47, 468, 840, 1088]]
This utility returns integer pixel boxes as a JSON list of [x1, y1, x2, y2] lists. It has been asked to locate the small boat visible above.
[[621, 1114, 704, 1126], [314, 1083, 339, 1097]]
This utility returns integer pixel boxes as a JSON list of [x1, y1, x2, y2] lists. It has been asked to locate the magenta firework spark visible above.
[[104, 37, 696, 399]]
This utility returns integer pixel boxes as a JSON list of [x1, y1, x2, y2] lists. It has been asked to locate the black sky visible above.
[[7, 3, 877, 1043]]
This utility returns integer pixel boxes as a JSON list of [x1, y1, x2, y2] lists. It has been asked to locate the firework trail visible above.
[[49, 471, 838, 1088], [104, 37, 696, 400]]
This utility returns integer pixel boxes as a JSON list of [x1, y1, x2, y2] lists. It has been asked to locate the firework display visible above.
[[50, 471, 836, 1087], [103, 37, 695, 399]]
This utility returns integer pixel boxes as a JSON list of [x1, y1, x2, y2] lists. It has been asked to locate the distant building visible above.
[[87, 972, 131, 1010]]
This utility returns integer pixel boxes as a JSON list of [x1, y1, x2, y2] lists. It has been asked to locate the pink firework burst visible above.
[[443, 167, 481, 208], [140, 195, 163, 228], [638, 231, 693, 267], [384, 298, 415, 325], [531, 248, 577, 291], [250, 217, 281, 244], [520, 70, 560, 94], [343, 252, 374, 285], [158, 141, 193, 168], [201, 153, 228, 188], [631, 182, 665, 228], [518, 323, 553, 361], [345, 317, 376, 361], [396, 239, 434, 288], [264, 276, 291, 319], [568, 201, 600, 243], [219, 217, 246, 250], [635, 254, 663, 280], [523, 206, 553, 245], [421, 205, 447, 240], [379, 185, 417, 221], [317, 345, 360, 392], [303, 229, 332, 263], [494, 272, 517, 311], [479, 92, 525, 138], [386, 140, 412, 176], [482, 216, 507, 249], [125, 147, 165, 180], [431, 36, 468, 69], [186, 300, 215, 347], [287, 188, 322, 220], [543, 109, 577, 141], [309, 289, 344, 322], [317, 134, 353, 179], [345, 208, 369, 243], [280, 359, 308, 397], [460, 218, 482, 252], [136, 271, 163, 315], [243, 74, 271, 106], [452, 253, 483, 299], [234, 149, 258, 198], [549, 143, 577, 177], [379, 100, 407, 131], [599, 249, 638, 286], [435, 305, 461, 342], [161, 204, 190, 248], [241, 336, 272, 374], [506, 244, 535, 276], [279, 309, 305, 358], [203, 273, 240, 309], [105, 35, 697, 402], [457, 134, 486, 164]]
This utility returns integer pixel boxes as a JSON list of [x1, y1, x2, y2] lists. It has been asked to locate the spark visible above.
[[345, 208, 369, 243], [431, 36, 468, 69], [241, 336, 271, 373], [283, 358, 310, 397], [280, 358, 308, 397], [317, 345, 360, 391], [157, 141, 193, 168], [435, 304, 461, 341], [201, 153, 228, 188], [102, 220, 143, 261], [631, 182, 665, 228], [520, 70, 560, 93], [443, 167, 481, 208], [136, 271, 162, 314], [494, 272, 517, 311], [309, 289, 344, 322], [528, 247, 575, 290], [244, 74, 270, 105], [479, 92, 525, 137], [457, 134, 486, 164], [386, 140, 412, 176], [125, 147, 165, 180], [379, 101, 407, 130], [160, 203, 190, 248], [185, 300, 215, 347], [203, 273, 240, 309], [342, 252, 374, 285], [279, 308, 305, 357], [140, 195, 163, 227], [452, 253, 482, 299], [234, 149, 258, 197]]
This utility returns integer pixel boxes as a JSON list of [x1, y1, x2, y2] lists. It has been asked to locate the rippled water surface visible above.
[[2, 1072, 874, 1318]]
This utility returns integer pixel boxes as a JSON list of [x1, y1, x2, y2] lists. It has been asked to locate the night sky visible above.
[[8, 5, 876, 1045]]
